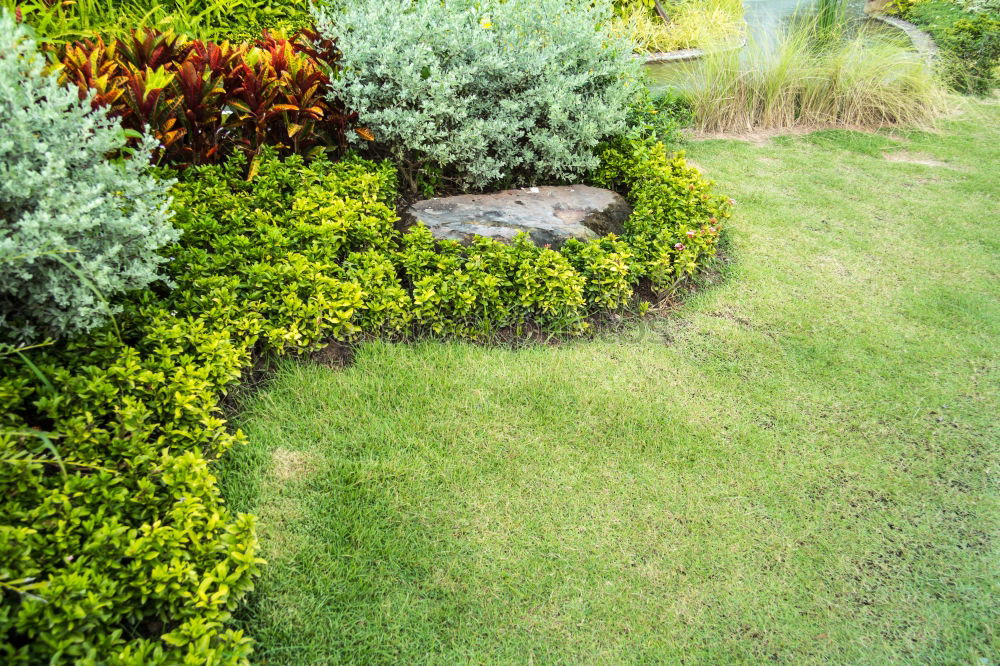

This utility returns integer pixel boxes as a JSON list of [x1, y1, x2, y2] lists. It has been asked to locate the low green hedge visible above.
[[1, 140, 730, 662]]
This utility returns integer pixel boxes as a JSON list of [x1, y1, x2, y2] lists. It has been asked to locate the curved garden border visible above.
[[643, 46, 708, 64], [868, 13, 938, 61], [639, 38, 747, 64]]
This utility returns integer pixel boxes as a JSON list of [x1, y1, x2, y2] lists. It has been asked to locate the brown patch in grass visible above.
[[703, 303, 780, 341], [257, 452, 319, 560], [310, 340, 355, 367], [883, 151, 951, 167], [256, 494, 309, 561], [271, 447, 318, 482], [687, 125, 821, 145], [811, 253, 852, 279], [689, 125, 924, 146], [705, 305, 752, 328]]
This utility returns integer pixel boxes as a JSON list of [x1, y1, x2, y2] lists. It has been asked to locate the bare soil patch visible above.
[[883, 151, 951, 167], [687, 125, 820, 145]]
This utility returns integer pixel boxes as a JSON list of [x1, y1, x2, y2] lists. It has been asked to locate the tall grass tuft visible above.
[[680, 13, 949, 132]]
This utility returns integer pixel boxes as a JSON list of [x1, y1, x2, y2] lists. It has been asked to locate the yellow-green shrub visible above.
[[609, 0, 744, 53], [595, 138, 732, 289], [561, 237, 635, 310], [0, 312, 261, 663]]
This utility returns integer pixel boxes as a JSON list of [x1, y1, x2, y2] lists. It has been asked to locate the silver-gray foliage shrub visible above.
[[314, 0, 643, 191], [0, 11, 177, 344]]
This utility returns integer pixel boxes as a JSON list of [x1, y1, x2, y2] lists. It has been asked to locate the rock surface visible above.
[[403, 185, 631, 248]]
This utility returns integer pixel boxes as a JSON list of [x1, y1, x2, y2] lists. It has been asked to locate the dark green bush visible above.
[[1, 140, 730, 662], [941, 13, 1000, 93], [900, 0, 1000, 94]]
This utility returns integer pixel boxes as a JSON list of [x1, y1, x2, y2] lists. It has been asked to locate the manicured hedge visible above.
[[1, 139, 730, 662]]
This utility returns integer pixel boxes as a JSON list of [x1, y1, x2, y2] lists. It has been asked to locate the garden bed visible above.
[[0, 2, 730, 661], [2, 0, 993, 661]]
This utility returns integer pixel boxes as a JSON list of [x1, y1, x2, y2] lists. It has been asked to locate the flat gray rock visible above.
[[403, 185, 631, 248]]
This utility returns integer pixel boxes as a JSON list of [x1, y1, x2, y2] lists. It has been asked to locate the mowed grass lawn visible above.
[[220, 101, 999, 663]]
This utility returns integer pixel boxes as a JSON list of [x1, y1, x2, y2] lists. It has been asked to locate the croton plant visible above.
[[50, 28, 362, 165]]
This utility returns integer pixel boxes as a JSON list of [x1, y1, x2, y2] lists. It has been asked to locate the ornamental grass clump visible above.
[[0, 10, 177, 344], [313, 0, 643, 192], [680, 11, 949, 132]]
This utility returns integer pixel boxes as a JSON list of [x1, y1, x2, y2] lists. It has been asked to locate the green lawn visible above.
[[220, 102, 1000, 664]]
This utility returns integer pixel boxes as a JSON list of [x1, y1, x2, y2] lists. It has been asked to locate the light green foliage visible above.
[[168, 151, 398, 351], [314, 0, 643, 191], [512, 246, 588, 328], [613, 0, 658, 12], [2, 0, 310, 43], [0, 312, 262, 663], [221, 103, 1000, 665], [895, 0, 1000, 16], [342, 250, 412, 335], [886, 0, 919, 14], [940, 13, 1000, 94], [172, 146, 727, 340], [561, 237, 634, 310], [608, 0, 744, 53], [399, 228, 589, 337], [595, 138, 730, 288], [0, 151, 403, 663], [959, 0, 1000, 13], [621, 88, 695, 151], [0, 11, 177, 344]]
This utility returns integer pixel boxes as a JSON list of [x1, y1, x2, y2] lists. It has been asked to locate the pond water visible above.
[[644, 0, 871, 88], [745, 0, 812, 40]]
